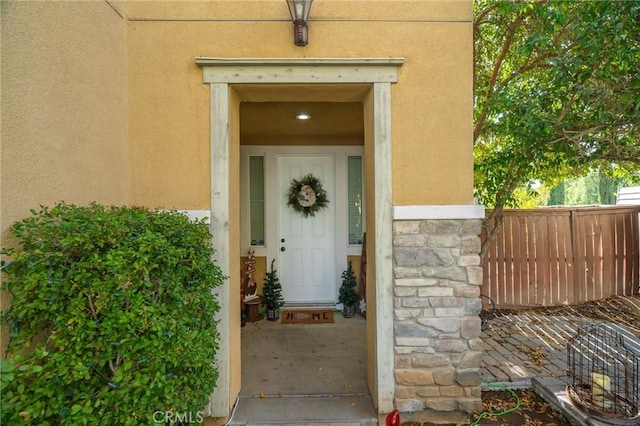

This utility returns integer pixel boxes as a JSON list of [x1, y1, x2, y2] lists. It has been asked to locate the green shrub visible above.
[[1, 203, 224, 425]]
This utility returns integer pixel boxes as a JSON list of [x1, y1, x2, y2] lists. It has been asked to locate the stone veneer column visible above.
[[393, 218, 484, 423]]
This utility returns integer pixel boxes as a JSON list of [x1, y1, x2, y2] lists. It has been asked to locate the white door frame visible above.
[[241, 146, 365, 305], [196, 57, 403, 417]]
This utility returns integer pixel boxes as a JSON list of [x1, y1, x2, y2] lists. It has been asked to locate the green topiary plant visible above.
[[0, 203, 224, 425], [338, 262, 359, 318], [261, 259, 284, 321]]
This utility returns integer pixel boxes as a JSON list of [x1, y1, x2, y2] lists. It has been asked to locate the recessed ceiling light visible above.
[[296, 113, 311, 120]]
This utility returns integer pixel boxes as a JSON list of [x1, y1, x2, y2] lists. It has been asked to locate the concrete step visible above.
[[227, 394, 377, 426]]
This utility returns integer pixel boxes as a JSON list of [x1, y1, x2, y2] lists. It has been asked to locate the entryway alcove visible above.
[[196, 58, 403, 420]]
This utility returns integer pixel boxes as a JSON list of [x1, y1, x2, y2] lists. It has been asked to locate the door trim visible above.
[[197, 58, 402, 417], [241, 145, 365, 305], [277, 155, 336, 304]]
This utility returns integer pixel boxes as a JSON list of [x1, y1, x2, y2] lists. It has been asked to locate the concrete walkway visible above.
[[229, 314, 377, 425]]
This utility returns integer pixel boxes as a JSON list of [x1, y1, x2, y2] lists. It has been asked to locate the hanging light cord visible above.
[[470, 382, 521, 426]]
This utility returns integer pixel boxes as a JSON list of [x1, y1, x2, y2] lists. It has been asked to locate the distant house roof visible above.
[[617, 186, 640, 205]]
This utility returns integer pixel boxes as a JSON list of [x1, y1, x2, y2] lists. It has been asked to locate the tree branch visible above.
[[474, 14, 525, 143], [85, 293, 98, 320]]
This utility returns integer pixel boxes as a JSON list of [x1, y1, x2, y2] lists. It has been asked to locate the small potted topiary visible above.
[[262, 259, 284, 321], [338, 262, 360, 318]]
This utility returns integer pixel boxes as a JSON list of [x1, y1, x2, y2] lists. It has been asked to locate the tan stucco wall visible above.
[[1, 0, 473, 418], [126, 1, 473, 209], [1, 1, 129, 232], [1, 0, 128, 356]]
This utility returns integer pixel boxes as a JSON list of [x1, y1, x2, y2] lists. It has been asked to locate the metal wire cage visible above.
[[566, 323, 640, 423]]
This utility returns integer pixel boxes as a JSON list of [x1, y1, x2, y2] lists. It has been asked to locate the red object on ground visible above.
[[386, 409, 400, 426]]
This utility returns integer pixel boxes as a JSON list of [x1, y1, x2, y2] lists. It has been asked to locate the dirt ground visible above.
[[470, 389, 571, 425], [401, 389, 571, 425]]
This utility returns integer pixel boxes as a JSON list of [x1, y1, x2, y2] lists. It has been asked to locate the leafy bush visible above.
[[1, 203, 224, 425]]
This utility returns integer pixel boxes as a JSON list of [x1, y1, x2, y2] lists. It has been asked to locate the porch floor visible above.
[[229, 313, 377, 425]]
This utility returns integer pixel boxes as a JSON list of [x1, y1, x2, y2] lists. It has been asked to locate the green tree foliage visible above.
[[1, 203, 224, 425], [598, 171, 618, 205], [558, 167, 633, 206], [474, 0, 640, 254], [547, 181, 565, 206]]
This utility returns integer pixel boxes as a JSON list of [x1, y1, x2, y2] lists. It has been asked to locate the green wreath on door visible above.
[[286, 174, 329, 218]]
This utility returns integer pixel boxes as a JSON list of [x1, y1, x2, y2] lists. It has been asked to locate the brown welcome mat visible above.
[[280, 309, 334, 324]]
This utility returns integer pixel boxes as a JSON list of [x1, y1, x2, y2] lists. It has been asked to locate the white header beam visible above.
[[196, 57, 403, 84]]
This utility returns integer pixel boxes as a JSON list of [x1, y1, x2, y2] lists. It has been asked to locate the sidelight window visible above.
[[249, 156, 265, 246], [348, 155, 363, 245]]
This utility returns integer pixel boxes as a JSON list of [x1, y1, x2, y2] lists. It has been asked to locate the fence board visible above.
[[632, 211, 639, 294], [486, 220, 498, 303], [504, 215, 514, 306], [601, 214, 614, 299], [584, 214, 596, 300], [616, 214, 627, 294], [565, 212, 575, 305], [513, 216, 524, 306], [547, 216, 557, 304], [625, 212, 639, 294], [527, 215, 537, 305], [481, 206, 640, 308], [537, 215, 549, 305], [594, 215, 604, 299], [498, 215, 508, 305], [559, 213, 572, 303]]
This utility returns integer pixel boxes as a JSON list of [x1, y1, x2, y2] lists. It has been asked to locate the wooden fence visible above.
[[481, 206, 640, 308]]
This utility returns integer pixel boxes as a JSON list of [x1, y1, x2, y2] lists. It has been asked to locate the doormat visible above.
[[280, 309, 334, 324]]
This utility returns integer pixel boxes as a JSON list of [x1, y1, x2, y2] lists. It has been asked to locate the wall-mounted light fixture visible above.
[[287, 0, 313, 46]]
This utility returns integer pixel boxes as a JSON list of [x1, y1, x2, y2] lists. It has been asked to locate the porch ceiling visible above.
[[236, 84, 366, 145]]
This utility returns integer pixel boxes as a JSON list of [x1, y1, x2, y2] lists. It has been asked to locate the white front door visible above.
[[278, 156, 336, 304]]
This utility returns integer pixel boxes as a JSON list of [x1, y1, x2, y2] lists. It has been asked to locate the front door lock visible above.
[[280, 247, 286, 252]]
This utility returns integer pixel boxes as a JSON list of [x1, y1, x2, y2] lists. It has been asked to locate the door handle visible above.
[[280, 247, 286, 252]]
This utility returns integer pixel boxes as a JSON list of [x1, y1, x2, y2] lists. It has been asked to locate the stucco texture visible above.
[[1, 1, 129, 235], [126, 0, 473, 209]]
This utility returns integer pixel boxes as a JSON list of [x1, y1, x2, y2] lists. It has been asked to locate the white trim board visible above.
[[393, 205, 485, 220], [196, 58, 403, 84]]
